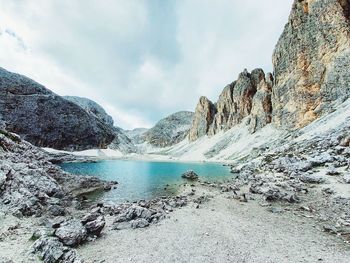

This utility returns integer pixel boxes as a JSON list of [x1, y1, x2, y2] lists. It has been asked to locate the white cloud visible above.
[[0, 0, 294, 129]]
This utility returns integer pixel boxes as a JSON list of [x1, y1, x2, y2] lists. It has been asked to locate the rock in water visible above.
[[272, 0, 350, 129], [181, 170, 199, 181], [143, 111, 194, 147], [0, 67, 115, 150]]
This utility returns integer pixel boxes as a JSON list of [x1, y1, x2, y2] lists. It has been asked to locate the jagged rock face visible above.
[[0, 68, 115, 150], [63, 96, 114, 127], [144, 111, 194, 147], [188, 97, 217, 142], [209, 69, 266, 135], [272, 0, 350, 129], [189, 69, 273, 141], [249, 73, 274, 133]]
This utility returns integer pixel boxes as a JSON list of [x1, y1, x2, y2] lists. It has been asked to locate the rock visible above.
[[339, 135, 350, 147], [326, 167, 340, 176], [0, 67, 115, 150], [268, 207, 284, 213], [143, 111, 194, 147], [131, 218, 149, 229], [188, 96, 217, 141], [81, 212, 105, 237], [272, 0, 350, 129], [181, 170, 199, 181], [343, 174, 350, 183], [63, 96, 114, 127], [54, 219, 87, 247], [300, 174, 326, 184], [32, 236, 83, 263]]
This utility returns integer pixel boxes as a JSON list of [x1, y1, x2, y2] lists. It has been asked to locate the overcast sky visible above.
[[0, 0, 293, 129]]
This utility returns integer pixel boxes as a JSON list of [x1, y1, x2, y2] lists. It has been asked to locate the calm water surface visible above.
[[60, 160, 232, 203]]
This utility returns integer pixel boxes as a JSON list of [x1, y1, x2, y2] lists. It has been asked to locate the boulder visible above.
[[32, 236, 83, 263], [81, 212, 105, 237], [54, 219, 87, 247], [181, 170, 199, 181]]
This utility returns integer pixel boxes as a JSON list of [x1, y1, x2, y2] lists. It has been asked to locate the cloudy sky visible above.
[[0, 0, 293, 129]]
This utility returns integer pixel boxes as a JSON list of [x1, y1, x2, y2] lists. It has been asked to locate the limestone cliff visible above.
[[272, 0, 350, 128], [188, 97, 217, 141], [189, 0, 350, 141], [189, 69, 273, 141]]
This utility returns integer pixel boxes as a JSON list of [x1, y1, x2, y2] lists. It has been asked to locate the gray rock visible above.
[[143, 111, 194, 147], [131, 218, 149, 229], [32, 236, 83, 263], [300, 174, 326, 184], [0, 67, 115, 150], [181, 170, 199, 181], [54, 219, 87, 247], [343, 174, 350, 184], [63, 96, 114, 127], [83, 215, 106, 236]]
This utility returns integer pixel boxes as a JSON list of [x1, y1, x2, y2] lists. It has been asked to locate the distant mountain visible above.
[[124, 128, 149, 144], [0, 67, 115, 150], [143, 111, 194, 147]]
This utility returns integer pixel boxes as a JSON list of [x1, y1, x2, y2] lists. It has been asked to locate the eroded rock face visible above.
[[249, 73, 274, 133], [272, 0, 350, 129], [0, 68, 115, 150], [189, 69, 273, 140], [188, 97, 217, 142]]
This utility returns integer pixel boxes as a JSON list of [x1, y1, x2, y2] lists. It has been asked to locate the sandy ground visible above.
[[78, 190, 350, 263]]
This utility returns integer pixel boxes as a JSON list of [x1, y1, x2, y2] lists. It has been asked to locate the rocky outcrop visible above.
[[189, 69, 273, 141], [144, 111, 194, 147], [0, 128, 115, 217], [0, 68, 115, 150], [63, 96, 114, 127], [188, 97, 217, 141], [189, 0, 350, 141], [272, 0, 350, 129]]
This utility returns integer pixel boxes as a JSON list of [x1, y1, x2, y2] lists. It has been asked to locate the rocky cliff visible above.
[[0, 68, 115, 150], [189, 69, 273, 141], [144, 111, 194, 147], [189, 0, 350, 141], [63, 96, 114, 127], [272, 0, 350, 128]]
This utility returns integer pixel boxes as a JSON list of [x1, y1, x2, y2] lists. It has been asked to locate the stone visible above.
[[54, 219, 87, 247], [131, 218, 150, 229], [300, 174, 326, 184], [181, 170, 199, 181], [83, 215, 105, 236], [32, 236, 83, 263], [343, 174, 350, 183]]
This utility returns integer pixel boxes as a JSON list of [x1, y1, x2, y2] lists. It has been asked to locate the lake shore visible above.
[[1, 180, 349, 263]]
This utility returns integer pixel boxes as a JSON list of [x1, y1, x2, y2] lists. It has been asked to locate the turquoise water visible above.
[[60, 160, 232, 203]]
